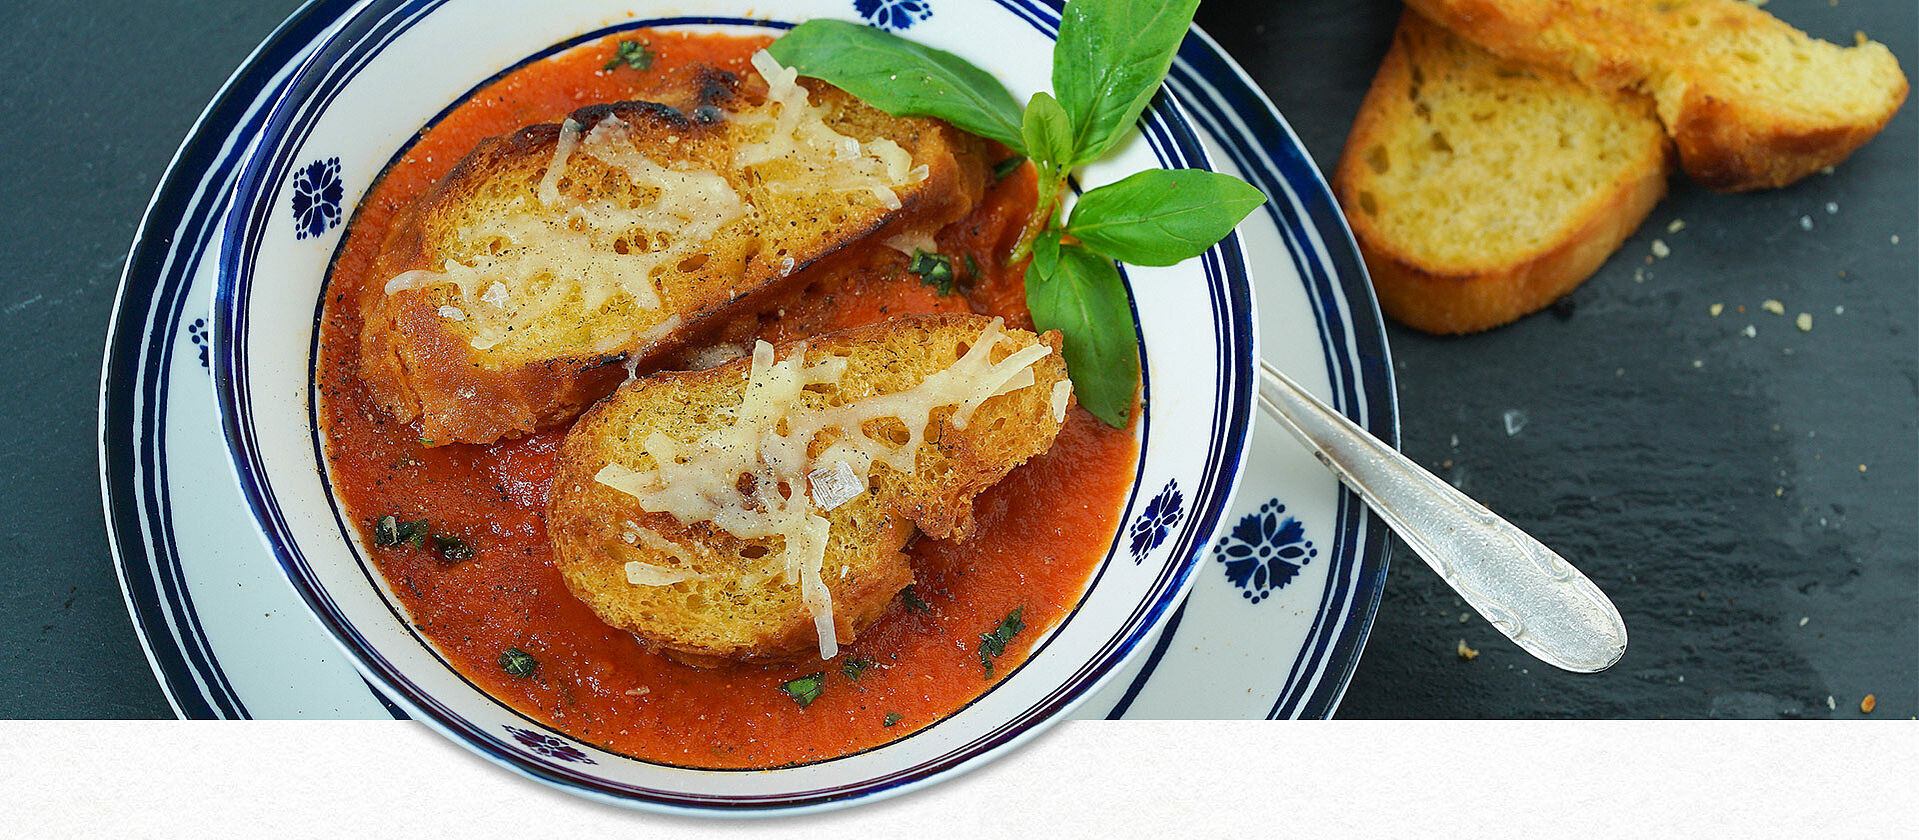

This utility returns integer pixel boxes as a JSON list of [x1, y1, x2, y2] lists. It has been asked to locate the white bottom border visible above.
[[6, 720, 1912, 834]]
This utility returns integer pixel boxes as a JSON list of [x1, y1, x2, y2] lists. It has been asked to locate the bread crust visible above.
[[359, 67, 989, 445], [1334, 11, 1672, 335], [546, 314, 1070, 664], [1406, 0, 1908, 191]]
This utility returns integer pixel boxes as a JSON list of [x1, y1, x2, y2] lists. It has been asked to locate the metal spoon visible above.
[[1257, 359, 1628, 673]]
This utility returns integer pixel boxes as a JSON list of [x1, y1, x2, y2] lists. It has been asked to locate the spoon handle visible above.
[[1257, 359, 1627, 673]]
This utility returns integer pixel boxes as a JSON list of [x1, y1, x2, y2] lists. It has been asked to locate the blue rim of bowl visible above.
[[99, 0, 407, 721], [213, 0, 1253, 814], [1108, 30, 1398, 720]]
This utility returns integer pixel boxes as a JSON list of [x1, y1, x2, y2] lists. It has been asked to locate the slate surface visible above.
[[2, 0, 1911, 719]]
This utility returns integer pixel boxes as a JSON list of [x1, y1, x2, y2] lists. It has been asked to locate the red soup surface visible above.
[[315, 29, 1138, 769]]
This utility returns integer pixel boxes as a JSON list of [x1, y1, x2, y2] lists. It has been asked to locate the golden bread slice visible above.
[[1403, 0, 1908, 191], [1335, 11, 1673, 334], [359, 54, 989, 445], [547, 314, 1073, 665]]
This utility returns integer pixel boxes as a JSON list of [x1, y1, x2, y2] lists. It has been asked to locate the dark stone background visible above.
[[2, 0, 1910, 719]]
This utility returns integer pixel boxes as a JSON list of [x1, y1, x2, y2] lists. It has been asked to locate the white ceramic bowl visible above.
[[215, 0, 1255, 814]]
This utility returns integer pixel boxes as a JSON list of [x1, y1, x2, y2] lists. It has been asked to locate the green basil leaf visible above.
[[767, 20, 1025, 151], [498, 648, 538, 679], [1053, 0, 1199, 165], [1020, 91, 1073, 169], [780, 672, 825, 708], [1025, 231, 1139, 427], [1067, 169, 1266, 266]]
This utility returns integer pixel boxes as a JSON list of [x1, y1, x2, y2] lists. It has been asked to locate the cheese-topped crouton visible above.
[[546, 314, 1072, 665], [359, 53, 989, 445]]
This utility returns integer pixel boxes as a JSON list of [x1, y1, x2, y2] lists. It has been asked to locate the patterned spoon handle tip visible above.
[[1256, 359, 1628, 674]]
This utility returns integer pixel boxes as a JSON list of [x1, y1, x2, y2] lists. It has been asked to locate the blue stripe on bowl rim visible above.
[[99, 0, 361, 721], [1100, 29, 1398, 720], [212, 0, 1252, 814]]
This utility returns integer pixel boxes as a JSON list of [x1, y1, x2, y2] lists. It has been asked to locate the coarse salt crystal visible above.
[[1825, 201, 1838, 215], [1799, 215, 1813, 231], [437, 305, 467, 321], [482, 281, 510, 307], [1650, 239, 1670, 258], [1741, 325, 1757, 338], [1501, 409, 1527, 436], [808, 460, 864, 512]]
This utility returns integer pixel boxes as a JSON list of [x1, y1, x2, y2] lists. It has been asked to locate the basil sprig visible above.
[[768, 0, 1264, 427]]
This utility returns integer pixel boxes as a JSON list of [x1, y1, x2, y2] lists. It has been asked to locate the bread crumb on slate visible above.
[[1651, 238, 1671, 258], [1667, 218, 1687, 233], [1861, 694, 1877, 714], [1796, 313, 1813, 331], [1456, 639, 1479, 661], [1709, 303, 1724, 317]]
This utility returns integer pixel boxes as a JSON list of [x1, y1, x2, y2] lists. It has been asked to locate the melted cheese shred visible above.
[[593, 320, 1050, 659], [735, 50, 925, 210], [385, 113, 748, 350], [383, 50, 926, 358]]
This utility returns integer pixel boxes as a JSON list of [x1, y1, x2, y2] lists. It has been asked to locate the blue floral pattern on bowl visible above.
[[186, 317, 209, 370], [505, 725, 597, 764], [290, 157, 343, 240], [855, 0, 933, 31], [1128, 480, 1183, 563], [1215, 500, 1316, 604]]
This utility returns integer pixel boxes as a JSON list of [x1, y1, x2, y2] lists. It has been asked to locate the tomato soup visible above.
[[315, 29, 1137, 768]]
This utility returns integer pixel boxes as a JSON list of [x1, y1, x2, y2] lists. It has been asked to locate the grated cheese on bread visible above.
[[1403, 0, 1908, 191], [359, 53, 989, 445], [546, 314, 1073, 665], [1335, 11, 1673, 334]]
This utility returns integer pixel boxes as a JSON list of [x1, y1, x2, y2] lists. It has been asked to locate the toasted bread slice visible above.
[[1335, 12, 1672, 334], [1404, 0, 1908, 191], [547, 314, 1072, 665], [360, 54, 989, 445]]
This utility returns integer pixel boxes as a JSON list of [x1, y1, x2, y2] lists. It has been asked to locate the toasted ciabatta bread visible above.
[[360, 53, 989, 445], [1403, 0, 1908, 191], [547, 314, 1073, 665], [1335, 11, 1673, 334]]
